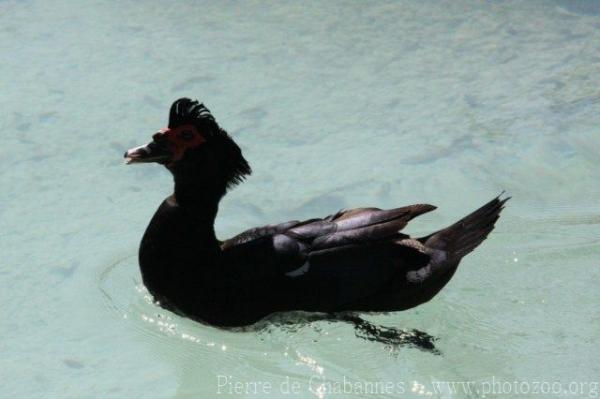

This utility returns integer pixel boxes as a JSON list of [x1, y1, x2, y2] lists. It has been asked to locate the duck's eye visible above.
[[181, 130, 194, 141]]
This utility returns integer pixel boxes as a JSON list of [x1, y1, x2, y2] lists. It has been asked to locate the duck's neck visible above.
[[173, 175, 226, 247]]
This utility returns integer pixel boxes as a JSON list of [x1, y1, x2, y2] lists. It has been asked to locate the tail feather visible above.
[[421, 194, 509, 261]]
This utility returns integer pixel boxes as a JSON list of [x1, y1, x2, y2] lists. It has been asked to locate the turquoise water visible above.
[[2, 1, 599, 397]]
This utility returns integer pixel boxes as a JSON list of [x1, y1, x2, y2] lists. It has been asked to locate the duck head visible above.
[[125, 98, 251, 190]]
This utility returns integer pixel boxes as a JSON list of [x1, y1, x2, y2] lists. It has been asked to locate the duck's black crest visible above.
[[169, 98, 252, 189], [169, 98, 217, 131]]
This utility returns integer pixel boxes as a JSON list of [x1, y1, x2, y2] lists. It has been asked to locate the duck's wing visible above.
[[219, 205, 436, 295], [220, 220, 303, 250], [217, 197, 506, 319], [222, 204, 436, 250], [294, 204, 436, 250]]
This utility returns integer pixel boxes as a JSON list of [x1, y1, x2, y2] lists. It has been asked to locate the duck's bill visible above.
[[124, 142, 171, 164]]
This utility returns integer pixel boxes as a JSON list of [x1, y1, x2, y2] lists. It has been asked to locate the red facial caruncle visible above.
[[154, 124, 206, 162]]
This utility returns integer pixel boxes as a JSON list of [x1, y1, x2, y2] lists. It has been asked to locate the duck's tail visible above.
[[420, 194, 510, 262], [342, 195, 509, 313]]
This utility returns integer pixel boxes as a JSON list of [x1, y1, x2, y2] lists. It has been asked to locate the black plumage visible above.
[[125, 98, 509, 327]]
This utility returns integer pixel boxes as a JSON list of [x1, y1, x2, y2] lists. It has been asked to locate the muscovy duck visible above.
[[125, 98, 508, 327]]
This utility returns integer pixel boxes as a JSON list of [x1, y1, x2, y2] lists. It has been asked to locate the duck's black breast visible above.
[[139, 198, 220, 315]]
